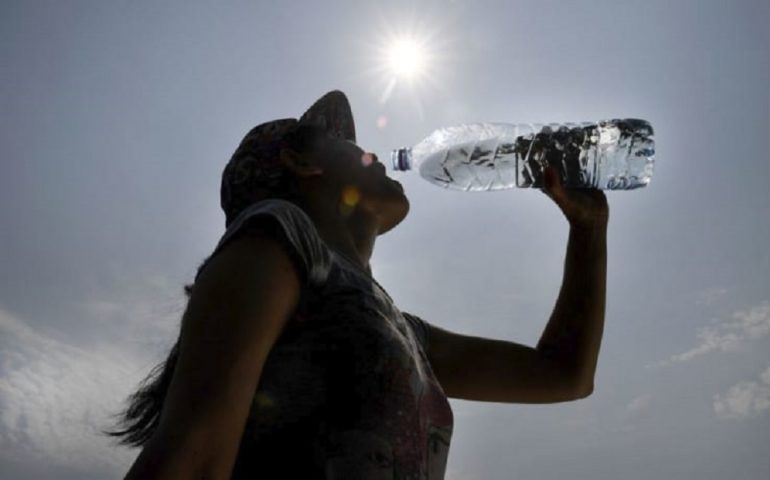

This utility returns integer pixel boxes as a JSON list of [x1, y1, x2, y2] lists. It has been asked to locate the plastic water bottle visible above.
[[390, 119, 655, 190]]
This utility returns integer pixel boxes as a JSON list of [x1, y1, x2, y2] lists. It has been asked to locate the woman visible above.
[[106, 91, 609, 479]]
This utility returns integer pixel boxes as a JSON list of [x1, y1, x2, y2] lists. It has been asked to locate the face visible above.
[[308, 136, 410, 234]]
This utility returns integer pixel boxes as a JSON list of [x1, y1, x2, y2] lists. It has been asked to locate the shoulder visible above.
[[201, 199, 332, 287]]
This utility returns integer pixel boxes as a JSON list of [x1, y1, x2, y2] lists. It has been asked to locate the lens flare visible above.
[[342, 185, 360, 207], [254, 392, 274, 408], [361, 152, 375, 167], [340, 185, 361, 216]]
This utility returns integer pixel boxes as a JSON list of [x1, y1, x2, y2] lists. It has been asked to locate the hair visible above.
[[101, 123, 329, 448], [100, 279, 198, 448]]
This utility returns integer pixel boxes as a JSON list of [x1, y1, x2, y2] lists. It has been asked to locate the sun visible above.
[[364, 20, 451, 109], [387, 37, 428, 81]]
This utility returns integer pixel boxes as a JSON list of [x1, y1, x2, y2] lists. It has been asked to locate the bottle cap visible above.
[[390, 148, 413, 171]]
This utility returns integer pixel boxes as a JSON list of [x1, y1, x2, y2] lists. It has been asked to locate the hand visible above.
[[540, 166, 609, 229]]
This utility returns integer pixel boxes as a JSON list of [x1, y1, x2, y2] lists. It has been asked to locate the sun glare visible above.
[[387, 37, 427, 80], [366, 19, 451, 109], [388, 38, 427, 80]]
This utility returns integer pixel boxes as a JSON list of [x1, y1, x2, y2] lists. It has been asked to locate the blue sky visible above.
[[1, 0, 769, 478]]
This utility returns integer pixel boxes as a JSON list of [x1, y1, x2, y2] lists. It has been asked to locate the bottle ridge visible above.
[[391, 119, 655, 191]]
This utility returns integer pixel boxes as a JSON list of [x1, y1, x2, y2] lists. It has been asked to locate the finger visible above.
[[543, 167, 567, 206], [586, 189, 608, 204], [540, 167, 555, 195]]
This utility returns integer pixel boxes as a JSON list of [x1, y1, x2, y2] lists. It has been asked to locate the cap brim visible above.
[[298, 90, 356, 143]]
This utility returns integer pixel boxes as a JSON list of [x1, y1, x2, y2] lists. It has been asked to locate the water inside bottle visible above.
[[416, 120, 654, 191]]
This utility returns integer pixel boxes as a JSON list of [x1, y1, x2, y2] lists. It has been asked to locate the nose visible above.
[[371, 154, 387, 174]]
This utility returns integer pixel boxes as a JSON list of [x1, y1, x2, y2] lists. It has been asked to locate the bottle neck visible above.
[[390, 147, 413, 171]]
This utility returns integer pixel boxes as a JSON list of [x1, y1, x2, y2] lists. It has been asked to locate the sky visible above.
[[1, 0, 769, 478]]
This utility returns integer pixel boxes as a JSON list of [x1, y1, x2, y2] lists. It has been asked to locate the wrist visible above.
[[569, 219, 608, 238]]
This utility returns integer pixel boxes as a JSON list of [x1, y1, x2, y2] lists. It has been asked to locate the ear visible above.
[[279, 148, 324, 178]]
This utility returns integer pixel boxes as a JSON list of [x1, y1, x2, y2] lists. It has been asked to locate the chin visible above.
[[378, 194, 410, 235]]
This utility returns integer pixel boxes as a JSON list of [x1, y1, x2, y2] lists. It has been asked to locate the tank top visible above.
[[196, 199, 454, 479]]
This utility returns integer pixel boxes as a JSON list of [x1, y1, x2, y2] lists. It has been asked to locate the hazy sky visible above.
[[2, 0, 769, 478]]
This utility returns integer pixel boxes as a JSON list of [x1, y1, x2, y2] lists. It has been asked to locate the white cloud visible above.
[[0, 307, 148, 477], [724, 302, 770, 339], [625, 394, 652, 414], [79, 272, 185, 351], [655, 301, 770, 366], [608, 394, 654, 433], [761, 367, 770, 385], [0, 269, 188, 478], [713, 367, 770, 420], [669, 328, 742, 362], [695, 287, 728, 307]]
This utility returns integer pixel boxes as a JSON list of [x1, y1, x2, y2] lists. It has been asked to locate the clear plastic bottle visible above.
[[391, 119, 655, 190]]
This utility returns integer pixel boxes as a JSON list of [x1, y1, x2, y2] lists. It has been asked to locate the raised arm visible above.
[[425, 166, 608, 403], [124, 231, 301, 480]]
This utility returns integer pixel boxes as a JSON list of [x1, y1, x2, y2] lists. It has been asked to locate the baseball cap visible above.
[[220, 90, 357, 227]]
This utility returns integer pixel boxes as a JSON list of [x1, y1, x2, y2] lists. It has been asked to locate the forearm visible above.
[[536, 221, 607, 394]]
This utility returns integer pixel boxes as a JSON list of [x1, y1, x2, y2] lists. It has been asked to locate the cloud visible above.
[[0, 268, 188, 478], [0, 307, 148, 478], [669, 328, 742, 363], [695, 287, 728, 307], [78, 271, 185, 351], [761, 367, 770, 385], [609, 394, 654, 433], [625, 394, 652, 414], [653, 301, 770, 367], [713, 367, 770, 420], [723, 302, 770, 339]]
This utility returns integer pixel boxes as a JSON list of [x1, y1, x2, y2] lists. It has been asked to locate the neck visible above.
[[301, 195, 379, 276]]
